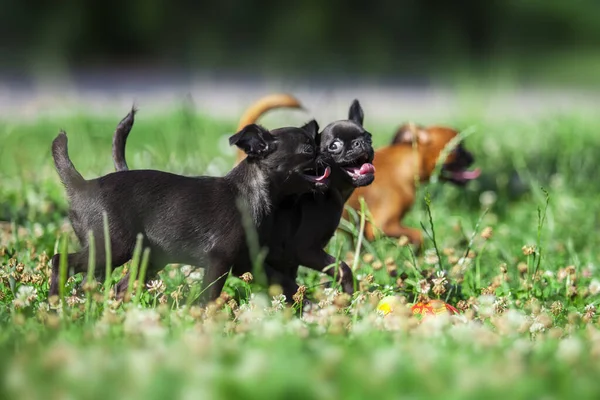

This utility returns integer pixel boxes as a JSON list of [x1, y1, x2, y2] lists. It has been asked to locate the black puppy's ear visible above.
[[301, 119, 319, 140], [348, 99, 364, 126], [229, 124, 275, 158]]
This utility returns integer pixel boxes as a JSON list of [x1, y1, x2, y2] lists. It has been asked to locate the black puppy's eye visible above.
[[300, 144, 314, 154], [328, 140, 343, 153]]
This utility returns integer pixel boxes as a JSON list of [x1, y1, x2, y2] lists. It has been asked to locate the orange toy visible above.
[[377, 296, 459, 319]]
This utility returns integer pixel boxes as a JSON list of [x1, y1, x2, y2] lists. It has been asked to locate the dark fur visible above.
[[111, 101, 374, 305], [238, 100, 375, 303], [49, 120, 324, 305]]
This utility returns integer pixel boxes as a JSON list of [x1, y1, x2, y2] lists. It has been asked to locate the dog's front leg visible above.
[[198, 259, 231, 306], [296, 249, 355, 295], [113, 265, 158, 298], [264, 264, 300, 303]]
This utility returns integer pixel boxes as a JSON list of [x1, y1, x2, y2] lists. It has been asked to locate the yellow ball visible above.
[[376, 295, 403, 316]]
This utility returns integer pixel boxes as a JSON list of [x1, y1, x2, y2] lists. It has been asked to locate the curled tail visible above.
[[234, 93, 304, 165], [52, 131, 85, 190], [112, 107, 137, 171]]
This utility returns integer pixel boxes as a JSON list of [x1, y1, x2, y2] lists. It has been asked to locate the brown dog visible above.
[[234, 93, 303, 165], [345, 123, 479, 248]]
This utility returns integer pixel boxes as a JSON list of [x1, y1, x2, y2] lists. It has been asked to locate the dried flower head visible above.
[[517, 262, 528, 275], [522, 245, 535, 256], [550, 301, 564, 316], [431, 271, 447, 297], [481, 227, 493, 240], [456, 300, 469, 312], [147, 280, 166, 294], [386, 264, 397, 277], [240, 272, 253, 283], [583, 304, 597, 323], [417, 279, 431, 294], [442, 248, 455, 256]]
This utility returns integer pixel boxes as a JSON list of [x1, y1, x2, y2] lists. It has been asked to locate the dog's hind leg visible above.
[[49, 251, 89, 296], [49, 246, 132, 297]]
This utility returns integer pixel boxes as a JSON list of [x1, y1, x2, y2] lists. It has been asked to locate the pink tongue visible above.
[[453, 167, 481, 180], [358, 163, 375, 175], [315, 166, 331, 182]]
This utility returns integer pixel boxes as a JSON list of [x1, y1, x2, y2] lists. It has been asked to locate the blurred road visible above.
[[1, 70, 599, 124]]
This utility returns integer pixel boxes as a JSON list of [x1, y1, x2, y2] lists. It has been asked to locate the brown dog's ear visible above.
[[348, 99, 364, 126], [392, 123, 430, 145], [300, 119, 319, 140], [229, 124, 275, 158]]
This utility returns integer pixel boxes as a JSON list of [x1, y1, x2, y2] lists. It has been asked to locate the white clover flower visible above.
[[479, 190, 497, 207], [529, 322, 545, 334], [14, 285, 37, 307], [589, 279, 600, 296], [123, 307, 166, 339], [180, 265, 193, 277], [584, 304, 596, 314], [187, 271, 204, 283], [66, 294, 85, 307], [147, 280, 166, 294], [424, 249, 439, 265], [417, 279, 431, 294], [432, 270, 447, 286], [270, 294, 286, 312], [556, 337, 583, 364]]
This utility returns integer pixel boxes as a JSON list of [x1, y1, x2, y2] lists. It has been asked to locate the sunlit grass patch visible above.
[[1, 109, 600, 398]]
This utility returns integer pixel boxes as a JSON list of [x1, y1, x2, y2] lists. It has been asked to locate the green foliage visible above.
[[1, 107, 600, 398]]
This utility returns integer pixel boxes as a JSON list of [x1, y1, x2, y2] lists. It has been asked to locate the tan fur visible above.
[[234, 93, 304, 165], [344, 124, 462, 249]]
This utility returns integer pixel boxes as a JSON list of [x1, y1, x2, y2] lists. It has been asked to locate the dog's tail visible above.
[[112, 107, 137, 171], [52, 131, 85, 190], [234, 93, 304, 164]]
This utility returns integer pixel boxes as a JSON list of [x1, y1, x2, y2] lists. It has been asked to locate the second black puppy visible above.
[[49, 119, 327, 304], [260, 100, 375, 302]]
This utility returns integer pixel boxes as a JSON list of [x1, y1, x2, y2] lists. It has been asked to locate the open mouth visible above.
[[303, 166, 331, 183], [442, 167, 481, 184], [343, 163, 376, 180]]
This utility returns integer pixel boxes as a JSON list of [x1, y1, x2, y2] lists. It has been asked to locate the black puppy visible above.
[[49, 118, 328, 304], [111, 101, 374, 304], [258, 100, 375, 302]]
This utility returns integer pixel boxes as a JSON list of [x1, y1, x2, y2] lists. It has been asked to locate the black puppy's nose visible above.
[[352, 139, 364, 149], [462, 150, 474, 166]]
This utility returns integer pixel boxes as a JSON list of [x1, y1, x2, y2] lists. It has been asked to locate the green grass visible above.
[[1, 105, 600, 399]]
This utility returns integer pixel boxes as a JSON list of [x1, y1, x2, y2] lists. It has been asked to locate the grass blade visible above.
[[102, 212, 112, 306], [134, 247, 151, 306], [126, 233, 144, 302]]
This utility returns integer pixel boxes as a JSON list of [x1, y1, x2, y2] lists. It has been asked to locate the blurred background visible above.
[[0, 0, 599, 121]]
